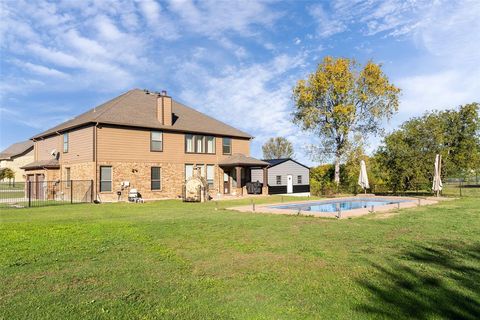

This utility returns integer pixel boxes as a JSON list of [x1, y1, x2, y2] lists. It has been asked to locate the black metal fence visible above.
[[0, 180, 93, 208], [312, 180, 480, 198]]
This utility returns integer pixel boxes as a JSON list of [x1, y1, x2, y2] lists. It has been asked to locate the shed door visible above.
[[287, 175, 293, 193]]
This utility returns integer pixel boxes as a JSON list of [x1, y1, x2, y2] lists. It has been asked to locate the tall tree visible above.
[[262, 137, 294, 159], [293, 56, 400, 184], [0, 168, 15, 182]]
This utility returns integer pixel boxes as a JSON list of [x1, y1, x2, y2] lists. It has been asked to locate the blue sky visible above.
[[1, 0, 479, 165]]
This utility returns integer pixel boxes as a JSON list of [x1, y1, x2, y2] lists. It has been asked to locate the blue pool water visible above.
[[269, 198, 414, 213]]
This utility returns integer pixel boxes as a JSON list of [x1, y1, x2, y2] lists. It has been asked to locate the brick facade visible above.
[[95, 161, 225, 202]]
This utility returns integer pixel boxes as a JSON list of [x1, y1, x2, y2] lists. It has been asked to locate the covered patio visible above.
[[218, 154, 269, 196]]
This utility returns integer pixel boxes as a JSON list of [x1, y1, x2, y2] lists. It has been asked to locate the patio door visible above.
[[287, 175, 293, 194], [223, 172, 230, 194]]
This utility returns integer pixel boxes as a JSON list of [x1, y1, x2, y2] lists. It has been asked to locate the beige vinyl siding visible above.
[[251, 160, 309, 186], [36, 136, 60, 160], [61, 126, 94, 163], [267, 160, 309, 186], [35, 126, 94, 163], [97, 125, 250, 163]]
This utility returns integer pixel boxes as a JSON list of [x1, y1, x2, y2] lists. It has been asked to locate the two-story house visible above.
[[22, 89, 269, 201], [0, 140, 34, 182]]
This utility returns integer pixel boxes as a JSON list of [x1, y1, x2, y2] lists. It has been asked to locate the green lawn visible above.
[[1, 196, 479, 319]]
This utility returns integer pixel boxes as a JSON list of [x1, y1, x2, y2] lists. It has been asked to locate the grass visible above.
[[1, 196, 479, 319]]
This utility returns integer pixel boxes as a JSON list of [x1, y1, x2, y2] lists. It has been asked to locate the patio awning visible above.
[[21, 159, 60, 170], [219, 153, 269, 167]]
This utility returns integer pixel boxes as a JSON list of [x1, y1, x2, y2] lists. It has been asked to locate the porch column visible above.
[[235, 166, 243, 196], [262, 167, 269, 195]]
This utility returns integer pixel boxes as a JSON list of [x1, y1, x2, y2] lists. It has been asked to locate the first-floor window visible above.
[[206, 165, 214, 187], [100, 166, 112, 192], [185, 164, 194, 181], [297, 175, 302, 184], [276, 175, 282, 185], [66, 167, 71, 187], [151, 167, 161, 190]]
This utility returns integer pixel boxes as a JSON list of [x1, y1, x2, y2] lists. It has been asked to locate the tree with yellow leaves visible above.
[[293, 56, 400, 185]]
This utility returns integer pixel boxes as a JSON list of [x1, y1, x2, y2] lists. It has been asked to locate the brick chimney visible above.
[[157, 91, 172, 125]]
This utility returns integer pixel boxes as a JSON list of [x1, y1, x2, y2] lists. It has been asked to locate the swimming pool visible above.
[[268, 197, 415, 213]]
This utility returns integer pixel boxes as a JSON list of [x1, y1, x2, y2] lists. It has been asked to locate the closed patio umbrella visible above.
[[358, 160, 369, 193], [432, 154, 443, 197]]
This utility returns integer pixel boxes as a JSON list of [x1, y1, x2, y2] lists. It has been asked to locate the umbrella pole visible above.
[[437, 154, 442, 197]]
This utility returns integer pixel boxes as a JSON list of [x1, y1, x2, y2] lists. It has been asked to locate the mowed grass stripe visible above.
[[1, 196, 479, 319]]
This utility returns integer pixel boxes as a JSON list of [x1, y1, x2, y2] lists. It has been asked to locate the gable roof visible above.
[[263, 158, 310, 169], [32, 89, 252, 139], [0, 140, 33, 160], [219, 153, 269, 167]]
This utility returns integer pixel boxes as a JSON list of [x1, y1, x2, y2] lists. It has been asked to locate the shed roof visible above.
[[263, 158, 310, 169], [32, 89, 252, 139]]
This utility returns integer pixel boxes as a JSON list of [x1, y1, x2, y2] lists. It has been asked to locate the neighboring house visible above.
[[0, 140, 34, 182], [23, 89, 269, 201], [251, 158, 310, 195]]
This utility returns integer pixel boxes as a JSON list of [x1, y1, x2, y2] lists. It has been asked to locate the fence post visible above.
[[28, 180, 31, 208], [71, 180, 73, 204], [459, 181, 462, 197], [90, 180, 94, 202]]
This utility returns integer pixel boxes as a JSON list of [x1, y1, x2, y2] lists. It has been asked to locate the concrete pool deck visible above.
[[227, 195, 447, 219]]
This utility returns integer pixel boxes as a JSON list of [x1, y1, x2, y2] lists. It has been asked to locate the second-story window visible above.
[[63, 133, 69, 153], [196, 136, 204, 153], [206, 136, 215, 153], [222, 137, 232, 154], [151, 131, 163, 151], [185, 134, 215, 154]]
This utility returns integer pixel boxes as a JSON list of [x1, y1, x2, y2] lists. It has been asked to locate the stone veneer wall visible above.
[[96, 161, 223, 202], [61, 162, 95, 181], [24, 168, 60, 181]]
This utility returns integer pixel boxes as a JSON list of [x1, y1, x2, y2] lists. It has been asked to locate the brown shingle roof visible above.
[[21, 159, 60, 169], [32, 89, 252, 139], [219, 153, 269, 167], [0, 140, 33, 160]]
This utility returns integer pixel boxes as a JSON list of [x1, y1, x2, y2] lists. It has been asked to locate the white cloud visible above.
[[138, 0, 179, 39], [395, 1, 480, 122], [310, 4, 347, 37], [175, 52, 314, 161], [22, 62, 69, 78], [168, 0, 280, 37], [0, 107, 68, 130]]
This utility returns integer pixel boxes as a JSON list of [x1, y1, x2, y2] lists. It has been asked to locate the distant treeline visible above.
[[310, 103, 480, 194]]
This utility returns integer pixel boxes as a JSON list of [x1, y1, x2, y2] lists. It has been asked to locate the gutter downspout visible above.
[[94, 122, 99, 202]]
